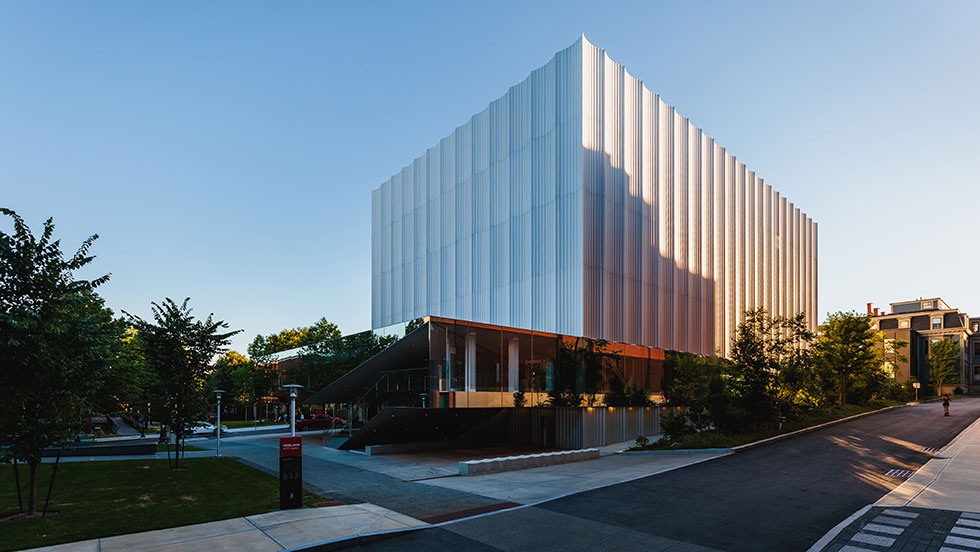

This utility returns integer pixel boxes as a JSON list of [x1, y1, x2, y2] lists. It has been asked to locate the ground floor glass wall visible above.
[[426, 318, 665, 408]]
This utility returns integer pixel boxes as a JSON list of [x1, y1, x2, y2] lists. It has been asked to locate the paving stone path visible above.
[[818, 506, 980, 552]]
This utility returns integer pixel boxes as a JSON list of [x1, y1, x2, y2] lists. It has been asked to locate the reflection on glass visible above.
[[426, 318, 665, 407]]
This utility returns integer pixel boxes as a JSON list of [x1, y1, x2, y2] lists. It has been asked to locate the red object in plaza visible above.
[[279, 436, 302, 457], [279, 436, 303, 509], [294, 414, 344, 431]]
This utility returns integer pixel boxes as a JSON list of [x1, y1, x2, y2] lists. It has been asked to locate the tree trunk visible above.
[[839, 373, 846, 406], [28, 461, 38, 515]]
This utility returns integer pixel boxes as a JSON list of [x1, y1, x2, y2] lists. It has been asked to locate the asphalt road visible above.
[[343, 398, 980, 551]]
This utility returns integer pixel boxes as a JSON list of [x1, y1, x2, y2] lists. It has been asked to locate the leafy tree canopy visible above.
[[126, 298, 240, 468], [814, 311, 880, 406], [247, 317, 341, 358], [206, 350, 266, 414], [294, 330, 397, 391], [405, 317, 425, 335], [662, 351, 732, 435], [0, 208, 119, 514], [928, 339, 961, 395], [728, 308, 814, 429]]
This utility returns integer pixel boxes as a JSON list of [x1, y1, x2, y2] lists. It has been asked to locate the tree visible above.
[[126, 298, 240, 468], [405, 317, 425, 335], [662, 351, 732, 436], [247, 334, 270, 360], [207, 351, 259, 419], [875, 333, 909, 379], [89, 323, 154, 418], [728, 309, 814, 430], [247, 317, 342, 358], [813, 312, 880, 406], [298, 330, 397, 391], [0, 209, 119, 515], [928, 339, 961, 396]]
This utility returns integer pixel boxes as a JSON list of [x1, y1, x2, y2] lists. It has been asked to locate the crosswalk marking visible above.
[[872, 515, 914, 528], [952, 526, 980, 538], [946, 513, 980, 550], [851, 532, 896, 546], [944, 534, 980, 549], [862, 523, 903, 535], [882, 509, 919, 519], [815, 508, 980, 551]]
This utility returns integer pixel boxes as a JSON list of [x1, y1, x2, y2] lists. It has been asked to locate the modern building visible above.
[[308, 36, 819, 449], [372, 36, 818, 360], [971, 317, 980, 386], [869, 298, 975, 393]]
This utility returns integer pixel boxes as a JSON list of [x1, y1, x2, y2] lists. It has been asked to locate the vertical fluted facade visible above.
[[372, 36, 818, 358]]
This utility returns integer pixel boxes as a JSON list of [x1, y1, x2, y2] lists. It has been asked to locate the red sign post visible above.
[[279, 436, 302, 509]]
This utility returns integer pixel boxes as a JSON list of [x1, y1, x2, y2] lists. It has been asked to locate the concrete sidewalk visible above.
[[21, 440, 724, 552], [810, 414, 980, 551], [31, 408, 980, 552], [21, 503, 426, 552]]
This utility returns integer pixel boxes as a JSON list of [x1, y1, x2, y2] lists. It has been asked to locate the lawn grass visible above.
[[0, 458, 326, 551]]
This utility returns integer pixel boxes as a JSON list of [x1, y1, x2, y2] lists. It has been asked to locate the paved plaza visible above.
[[23, 406, 980, 552]]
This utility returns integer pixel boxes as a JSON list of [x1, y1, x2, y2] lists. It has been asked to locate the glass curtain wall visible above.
[[427, 318, 664, 408]]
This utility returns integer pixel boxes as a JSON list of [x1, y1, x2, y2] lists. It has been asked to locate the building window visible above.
[[922, 301, 934, 309], [899, 319, 910, 329], [974, 342, 980, 357], [932, 317, 942, 329], [973, 322, 979, 332]]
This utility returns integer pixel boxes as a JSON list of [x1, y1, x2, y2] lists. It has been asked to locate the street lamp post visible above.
[[215, 389, 224, 457], [283, 384, 302, 437]]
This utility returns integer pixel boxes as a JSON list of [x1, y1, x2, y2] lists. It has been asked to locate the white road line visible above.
[[851, 532, 896, 547], [944, 535, 980, 549], [952, 526, 980, 538], [882, 509, 919, 519], [862, 523, 903, 535], [873, 515, 914, 528]]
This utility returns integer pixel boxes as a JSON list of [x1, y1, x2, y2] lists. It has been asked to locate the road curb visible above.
[[805, 504, 873, 552], [620, 448, 734, 455]]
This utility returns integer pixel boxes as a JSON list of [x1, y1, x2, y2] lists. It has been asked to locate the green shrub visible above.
[[660, 410, 692, 441]]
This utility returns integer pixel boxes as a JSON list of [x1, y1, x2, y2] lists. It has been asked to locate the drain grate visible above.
[[886, 469, 914, 478], [922, 447, 940, 454]]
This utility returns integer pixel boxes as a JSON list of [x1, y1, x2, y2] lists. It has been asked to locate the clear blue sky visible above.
[[3, 1, 978, 355]]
